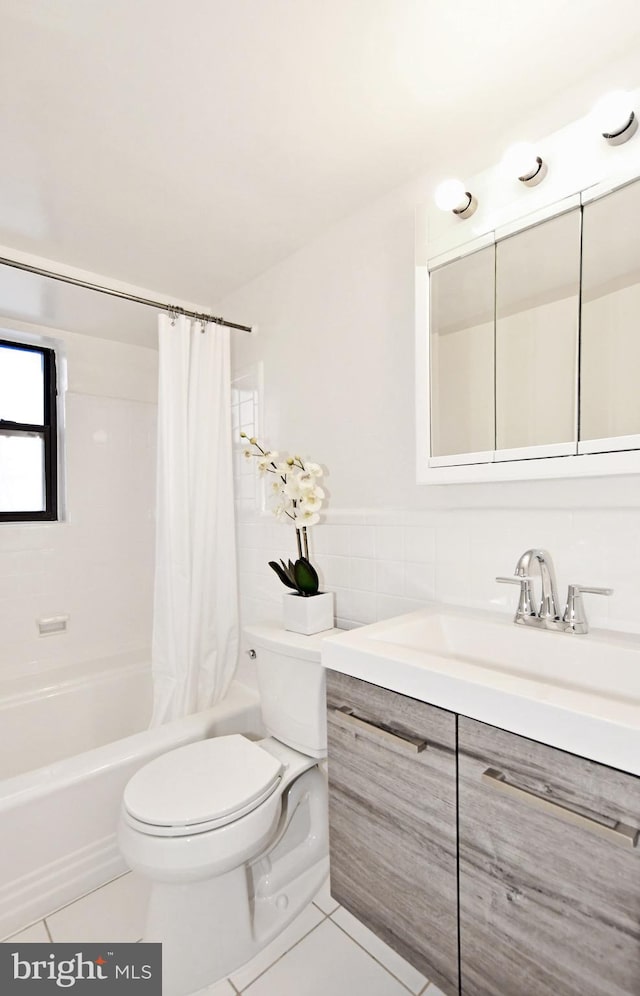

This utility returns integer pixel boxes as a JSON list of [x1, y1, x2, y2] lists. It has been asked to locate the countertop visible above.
[[320, 607, 640, 778]]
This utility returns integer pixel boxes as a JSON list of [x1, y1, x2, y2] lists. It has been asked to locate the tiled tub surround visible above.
[[0, 391, 156, 679], [236, 505, 640, 649], [3, 873, 447, 996], [0, 660, 262, 941]]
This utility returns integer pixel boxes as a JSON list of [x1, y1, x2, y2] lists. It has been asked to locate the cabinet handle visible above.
[[331, 706, 427, 754], [482, 767, 639, 849]]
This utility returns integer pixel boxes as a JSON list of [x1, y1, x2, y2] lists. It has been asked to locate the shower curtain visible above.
[[151, 313, 238, 725]]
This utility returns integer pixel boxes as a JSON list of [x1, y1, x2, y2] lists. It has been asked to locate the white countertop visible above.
[[320, 606, 640, 778]]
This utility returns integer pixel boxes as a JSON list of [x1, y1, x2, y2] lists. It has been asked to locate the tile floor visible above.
[[3, 873, 447, 996]]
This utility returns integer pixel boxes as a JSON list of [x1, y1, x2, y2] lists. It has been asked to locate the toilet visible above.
[[118, 624, 333, 996]]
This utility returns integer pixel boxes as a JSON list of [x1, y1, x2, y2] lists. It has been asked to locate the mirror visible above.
[[495, 209, 581, 455], [429, 246, 495, 460], [581, 180, 640, 448], [423, 174, 640, 481]]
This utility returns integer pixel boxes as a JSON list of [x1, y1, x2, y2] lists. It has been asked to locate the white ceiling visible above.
[[2, 0, 640, 346]]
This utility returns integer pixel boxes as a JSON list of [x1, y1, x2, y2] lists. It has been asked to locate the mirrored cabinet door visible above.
[[429, 246, 495, 463], [494, 209, 581, 458], [581, 179, 640, 452]]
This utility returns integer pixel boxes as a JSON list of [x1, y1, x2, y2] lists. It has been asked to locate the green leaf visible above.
[[294, 557, 320, 596], [269, 561, 298, 591], [279, 559, 298, 585]]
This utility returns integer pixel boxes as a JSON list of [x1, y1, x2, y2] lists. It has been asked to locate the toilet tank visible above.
[[244, 624, 339, 758]]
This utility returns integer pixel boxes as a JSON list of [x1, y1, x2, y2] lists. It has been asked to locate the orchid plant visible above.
[[241, 433, 325, 596]]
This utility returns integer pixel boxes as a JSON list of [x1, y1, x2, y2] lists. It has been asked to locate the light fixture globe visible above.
[[434, 178, 477, 218], [502, 142, 547, 186], [592, 90, 638, 145]]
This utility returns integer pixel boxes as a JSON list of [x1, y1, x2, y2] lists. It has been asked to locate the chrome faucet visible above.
[[497, 549, 613, 634], [515, 548, 560, 620]]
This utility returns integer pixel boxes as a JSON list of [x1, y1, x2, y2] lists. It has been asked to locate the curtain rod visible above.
[[0, 255, 254, 333]]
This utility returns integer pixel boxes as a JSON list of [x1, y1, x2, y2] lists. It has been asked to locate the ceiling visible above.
[[2, 0, 640, 347]]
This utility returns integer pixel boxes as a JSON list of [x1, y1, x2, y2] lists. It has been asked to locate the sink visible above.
[[365, 607, 640, 704], [322, 605, 640, 776]]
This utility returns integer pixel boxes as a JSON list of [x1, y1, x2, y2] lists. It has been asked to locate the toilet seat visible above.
[[122, 735, 283, 838]]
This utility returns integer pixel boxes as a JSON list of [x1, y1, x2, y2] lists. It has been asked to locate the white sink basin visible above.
[[367, 608, 640, 704], [322, 605, 640, 776]]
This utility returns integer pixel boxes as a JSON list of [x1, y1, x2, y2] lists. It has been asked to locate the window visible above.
[[0, 338, 58, 521], [231, 365, 261, 509]]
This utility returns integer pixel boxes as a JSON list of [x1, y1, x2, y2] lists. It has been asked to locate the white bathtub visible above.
[[0, 652, 263, 939]]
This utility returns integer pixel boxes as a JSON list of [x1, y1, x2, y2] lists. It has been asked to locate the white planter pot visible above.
[[283, 591, 335, 636]]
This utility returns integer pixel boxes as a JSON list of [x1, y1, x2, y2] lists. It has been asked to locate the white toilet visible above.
[[118, 625, 332, 996]]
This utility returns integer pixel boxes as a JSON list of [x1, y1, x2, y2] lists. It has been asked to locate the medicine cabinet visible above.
[[417, 174, 640, 483]]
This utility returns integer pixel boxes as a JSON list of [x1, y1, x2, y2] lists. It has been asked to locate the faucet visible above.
[[497, 549, 613, 634], [514, 548, 560, 620]]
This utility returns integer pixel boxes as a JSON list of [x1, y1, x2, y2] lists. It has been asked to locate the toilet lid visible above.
[[123, 735, 283, 828]]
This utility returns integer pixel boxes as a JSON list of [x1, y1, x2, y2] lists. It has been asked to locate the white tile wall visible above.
[[236, 503, 640, 663], [0, 391, 156, 678]]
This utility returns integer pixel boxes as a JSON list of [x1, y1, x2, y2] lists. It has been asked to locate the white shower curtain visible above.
[[151, 313, 238, 725]]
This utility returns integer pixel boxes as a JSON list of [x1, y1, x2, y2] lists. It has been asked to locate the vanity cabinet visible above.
[[326, 671, 459, 996], [458, 717, 640, 996], [326, 674, 640, 996]]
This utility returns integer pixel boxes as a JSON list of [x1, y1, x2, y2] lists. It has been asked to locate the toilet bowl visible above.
[[118, 624, 335, 996]]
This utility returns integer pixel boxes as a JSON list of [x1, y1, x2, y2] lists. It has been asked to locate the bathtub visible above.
[[0, 651, 263, 939]]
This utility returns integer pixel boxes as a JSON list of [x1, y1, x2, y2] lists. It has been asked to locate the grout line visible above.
[[21, 870, 134, 939], [311, 900, 338, 917], [43, 919, 54, 943], [329, 918, 420, 995], [235, 916, 327, 993]]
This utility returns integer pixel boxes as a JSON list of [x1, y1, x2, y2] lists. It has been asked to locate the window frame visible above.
[[0, 337, 58, 522]]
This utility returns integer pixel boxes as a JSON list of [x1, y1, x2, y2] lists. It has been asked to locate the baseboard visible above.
[[0, 833, 127, 940]]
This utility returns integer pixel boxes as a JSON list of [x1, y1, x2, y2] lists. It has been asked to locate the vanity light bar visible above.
[[434, 90, 638, 216]]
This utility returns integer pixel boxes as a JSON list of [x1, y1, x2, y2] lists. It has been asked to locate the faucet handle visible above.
[[496, 575, 537, 621], [568, 585, 613, 597], [563, 584, 613, 634]]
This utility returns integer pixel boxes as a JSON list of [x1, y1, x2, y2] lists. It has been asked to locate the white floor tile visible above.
[[331, 907, 427, 994], [46, 873, 151, 943], [3, 921, 49, 943], [424, 986, 447, 995], [189, 979, 236, 996], [311, 876, 339, 915], [229, 902, 324, 991], [244, 918, 410, 995]]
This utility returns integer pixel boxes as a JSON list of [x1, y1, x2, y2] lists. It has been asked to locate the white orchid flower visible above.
[[305, 462, 323, 478], [300, 493, 323, 513], [257, 450, 278, 472], [284, 476, 303, 500], [243, 435, 326, 544], [297, 509, 320, 527], [297, 470, 318, 491]]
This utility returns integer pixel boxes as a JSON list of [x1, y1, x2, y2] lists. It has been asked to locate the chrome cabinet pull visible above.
[[482, 767, 639, 848], [331, 706, 427, 754]]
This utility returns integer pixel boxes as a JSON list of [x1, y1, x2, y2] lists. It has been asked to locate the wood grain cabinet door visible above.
[[326, 671, 459, 996], [458, 716, 640, 996]]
